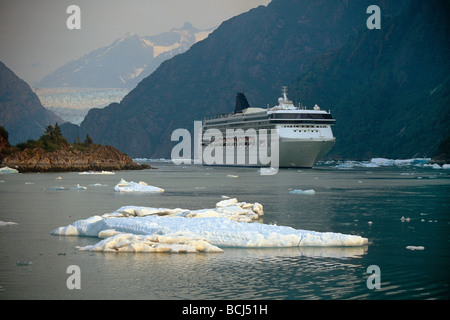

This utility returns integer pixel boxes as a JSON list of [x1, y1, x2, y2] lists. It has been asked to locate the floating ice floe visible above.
[[51, 199, 368, 253], [371, 158, 430, 167], [406, 246, 425, 251], [44, 186, 66, 191], [0, 221, 18, 227], [133, 158, 171, 163], [0, 166, 18, 174], [113, 179, 164, 193], [44, 184, 87, 191], [79, 171, 115, 175], [89, 183, 108, 187], [289, 189, 316, 195], [424, 163, 450, 169], [258, 167, 278, 174], [72, 184, 87, 190], [400, 216, 411, 222], [79, 232, 223, 253], [332, 158, 435, 169], [99, 198, 263, 223]]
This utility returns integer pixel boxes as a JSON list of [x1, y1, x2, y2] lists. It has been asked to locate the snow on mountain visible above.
[[37, 22, 214, 89]]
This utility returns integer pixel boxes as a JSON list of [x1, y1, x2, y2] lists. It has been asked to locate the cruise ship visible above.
[[202, 87, 335, 168]]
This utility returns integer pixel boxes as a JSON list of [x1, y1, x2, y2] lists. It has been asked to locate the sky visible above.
[[0, 0, 271, 85]]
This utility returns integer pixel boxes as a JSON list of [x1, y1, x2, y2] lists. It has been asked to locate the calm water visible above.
[[0, 162, 449, 300]]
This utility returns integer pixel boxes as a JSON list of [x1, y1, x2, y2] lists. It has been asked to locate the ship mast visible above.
[[281, 86, 288, 102]]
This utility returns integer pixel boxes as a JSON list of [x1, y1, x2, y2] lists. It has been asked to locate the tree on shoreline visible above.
[[17, 123, 68, 152]]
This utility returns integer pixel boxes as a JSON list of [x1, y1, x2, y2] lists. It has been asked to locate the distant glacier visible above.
[[33, 87, 129, 125]]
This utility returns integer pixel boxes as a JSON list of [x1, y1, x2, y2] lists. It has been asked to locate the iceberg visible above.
[[51, 199, 368, 253], [0, 166, 18, 174], [406, 246, 425, 251], [424, 163, 450, 169], [371, 158, 431, 167], [289, 189, 316, 195], [44, 186, 66, 191], [0, 221, 18, 227], [79, 171, 115, 175], [72, 184, 87, 190], [44, 184, 87, 191], [78, 232, 223, 253], [133, 158, 171, 163], [333, 158, 432, 169], [91, 198, 263, 223], [113, 178, 164, 193]]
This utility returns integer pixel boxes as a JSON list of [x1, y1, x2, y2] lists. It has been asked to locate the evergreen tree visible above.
[[44, 125, 54, 139], [84, 134, 93, 145], [54, 123, 62, 143], [0, 126, 8, 142]]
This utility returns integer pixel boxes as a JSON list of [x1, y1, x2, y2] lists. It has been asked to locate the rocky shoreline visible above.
[[1, 143, 151, 173]]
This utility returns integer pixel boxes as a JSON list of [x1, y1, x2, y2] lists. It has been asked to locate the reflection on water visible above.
[[67, 247, 369, 300], [0, 162, 449, 299]]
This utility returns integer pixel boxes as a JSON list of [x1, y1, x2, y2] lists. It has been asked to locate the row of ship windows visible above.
[[203, 124, 272, 130], [283, 125, 328, 133], [295, 130, 319, 133], [282, 125, 328, 128], [203, 124, 328, 131]]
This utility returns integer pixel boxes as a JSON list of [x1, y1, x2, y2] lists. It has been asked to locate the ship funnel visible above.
[[235, 92, 250, 113]]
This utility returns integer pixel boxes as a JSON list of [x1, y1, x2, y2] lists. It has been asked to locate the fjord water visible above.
[[0, 162, 448, 299]]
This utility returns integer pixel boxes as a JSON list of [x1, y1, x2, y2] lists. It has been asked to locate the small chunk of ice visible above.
[[406, 246, 425, 251], [113, 179, 164, 193], [79, 171, 115, 175], [289, 189, 316, 195], [0, 221, 18, 227], [0, 166, 18, 174]]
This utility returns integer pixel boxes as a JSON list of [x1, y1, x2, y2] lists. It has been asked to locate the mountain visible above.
[[290, 0, 450, 159], [64, 0, 409, 158], [37, 22, 213, 89], [0, 61, 64, 145]]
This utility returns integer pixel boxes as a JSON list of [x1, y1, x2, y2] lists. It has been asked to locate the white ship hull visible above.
[[201, 136, 335, 168], [278, 138, 335, 168]]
